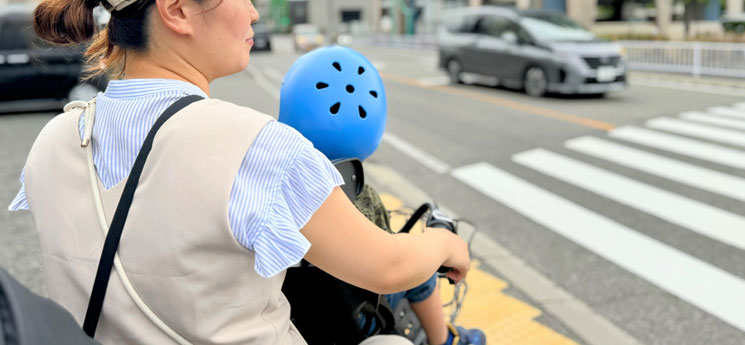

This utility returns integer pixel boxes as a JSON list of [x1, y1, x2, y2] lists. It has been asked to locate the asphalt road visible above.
[[2, 43, 745, 345], [242, 45, 745, 345]]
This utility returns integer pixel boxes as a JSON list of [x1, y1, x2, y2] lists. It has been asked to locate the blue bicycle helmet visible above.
[[279, 46, 386, 161]]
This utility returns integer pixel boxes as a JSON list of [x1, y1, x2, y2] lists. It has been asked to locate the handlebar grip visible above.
[[438, 266, 456, 285], [427, 208, 458, 284]]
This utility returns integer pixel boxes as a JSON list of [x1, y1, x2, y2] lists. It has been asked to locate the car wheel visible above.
[[524, 66, 548, 97], [67, 82, 99, 102], [447, 59, 463, 84]]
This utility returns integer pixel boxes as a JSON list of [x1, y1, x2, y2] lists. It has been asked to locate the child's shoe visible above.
[[443, 323, 486, 345]]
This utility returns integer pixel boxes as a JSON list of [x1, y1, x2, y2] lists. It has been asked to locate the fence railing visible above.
[[619, 40, 745, 78], [353, 35, 745, 78]]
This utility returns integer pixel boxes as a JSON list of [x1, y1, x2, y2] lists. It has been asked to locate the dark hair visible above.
[[33, 0, 156, 79]]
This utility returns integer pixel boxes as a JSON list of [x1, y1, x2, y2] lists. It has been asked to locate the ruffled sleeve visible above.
[[251, 144, 344, 277], [227, 121, 344, 278], [8, 169, 29, 211]]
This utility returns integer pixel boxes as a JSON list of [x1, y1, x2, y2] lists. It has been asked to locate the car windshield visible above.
[[520, 14, 595, 42]]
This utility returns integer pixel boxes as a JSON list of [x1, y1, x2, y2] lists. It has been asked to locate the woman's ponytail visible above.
[[33, 0, 97, 45]]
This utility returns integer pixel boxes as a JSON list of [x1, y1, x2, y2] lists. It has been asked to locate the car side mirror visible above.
[[501, 31, 518, 45]]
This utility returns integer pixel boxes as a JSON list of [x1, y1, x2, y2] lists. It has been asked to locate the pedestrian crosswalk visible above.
[[451, 104, 745, 333]]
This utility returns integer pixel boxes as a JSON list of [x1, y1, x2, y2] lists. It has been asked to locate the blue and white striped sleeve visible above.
[[228, 121, 345, 278], [8, 169, 29, 211]]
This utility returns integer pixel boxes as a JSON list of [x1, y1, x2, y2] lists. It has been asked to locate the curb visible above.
[[364, 162, 644, 345]]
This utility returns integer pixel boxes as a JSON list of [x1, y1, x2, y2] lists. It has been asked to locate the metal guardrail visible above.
[[619, 40, 745, 78]]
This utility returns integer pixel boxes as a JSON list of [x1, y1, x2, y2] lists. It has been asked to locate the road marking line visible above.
[[416, 76, 451, 87], [434, 85, 617, 131], [379, 71, 423, 87], [680, 111, 745, 131], [381, 133, 451, 174], [710, 106, 745, 120], [379, 71, 616, 131], [631, 78, 745, 98], [451, 162, 745, 333], [566, 136, 745, 202], [609, 126, 745, 170], [513, 148, 745, 251], [647, 117, 745, 147], [372, 61, 388, 70]]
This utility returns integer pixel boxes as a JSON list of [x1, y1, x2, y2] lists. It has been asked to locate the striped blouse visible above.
[[8, 78, 344, 278]]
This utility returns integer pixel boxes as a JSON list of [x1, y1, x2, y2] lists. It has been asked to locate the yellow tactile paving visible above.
[[379, 193, 579, 345]]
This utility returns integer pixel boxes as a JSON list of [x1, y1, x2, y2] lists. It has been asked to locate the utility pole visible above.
[[655, 0, 672, 37], [726, 0, 744, 15]]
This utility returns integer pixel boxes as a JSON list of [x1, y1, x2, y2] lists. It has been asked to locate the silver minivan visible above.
[[438, 7, 627, 97]]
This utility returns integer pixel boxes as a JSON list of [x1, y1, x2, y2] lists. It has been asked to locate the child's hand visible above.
[[424, 227, 470, 284]]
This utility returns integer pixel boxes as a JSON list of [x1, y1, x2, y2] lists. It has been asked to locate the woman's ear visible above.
[[154, 0, 197, 36]]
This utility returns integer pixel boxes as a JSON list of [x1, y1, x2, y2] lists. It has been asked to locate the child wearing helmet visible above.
[[280, 46, 486, 345]]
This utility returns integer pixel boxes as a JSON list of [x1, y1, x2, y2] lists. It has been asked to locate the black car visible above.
[[438, 7, 627, 97], [0, 4, 106, 113]]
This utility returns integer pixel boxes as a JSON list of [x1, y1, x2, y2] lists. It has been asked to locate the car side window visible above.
[[0, 20, 32, 50], [445, 14, 477, 34], [514, 24, 534, 45], [472, 16, 511, 38]]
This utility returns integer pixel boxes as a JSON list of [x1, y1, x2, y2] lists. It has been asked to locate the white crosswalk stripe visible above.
[[608, 126, 745, 170], [712, 106, 745, 120], [512, 148, 745, 251], [680, 111, 745, 130], [565, 136, 745, 202], [447, 104, 745, 334], [646, 117, 745, 147]]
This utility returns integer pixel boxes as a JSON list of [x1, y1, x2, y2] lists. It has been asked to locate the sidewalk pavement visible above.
[[364, 162, 643, 345], [628, 71, 745, 90]]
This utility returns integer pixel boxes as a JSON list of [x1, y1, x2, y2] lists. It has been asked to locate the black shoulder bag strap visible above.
[[82, 95, 204, 338]]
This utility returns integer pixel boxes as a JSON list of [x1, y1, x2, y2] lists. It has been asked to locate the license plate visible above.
[[596, 66, 617, 82]]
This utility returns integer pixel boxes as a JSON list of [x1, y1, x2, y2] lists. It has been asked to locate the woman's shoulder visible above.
[[196, 98, 274, 122], [173, 98, 276, 136], [36, 102, 86, 141]]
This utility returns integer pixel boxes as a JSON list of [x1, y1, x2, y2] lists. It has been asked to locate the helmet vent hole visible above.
[[332, 62, 342, 72], [358, 67, 365, 75], [359, 106, 367, 118], [316, 82, 329, 89], [330, 102, 341, 114], [369, 91, 378, 98], [346, 85, 355, 93]]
